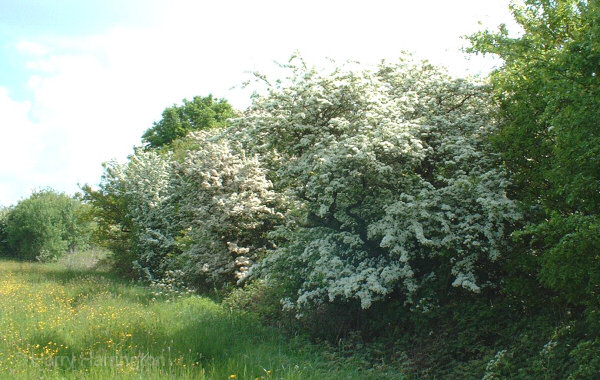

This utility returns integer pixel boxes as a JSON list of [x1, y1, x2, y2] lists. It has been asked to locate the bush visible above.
[[4, 189, 93, 261], [173, 132, 286, 289], [222, 279, 295, 328], [0, 206, 10, 256], [88, 133, 286, 289], [239, 56, 520, 314], [86, 149, 179, 277]]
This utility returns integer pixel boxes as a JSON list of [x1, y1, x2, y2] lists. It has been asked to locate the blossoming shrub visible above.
[[239, 57, 520, 312], [89, 130, 286, 289], [172, 132, 286, 288], [90, 149, 179, 278], [89, 56, 520, 316]]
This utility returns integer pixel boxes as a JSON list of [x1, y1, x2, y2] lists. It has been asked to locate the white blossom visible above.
[[173, 131, 286, 287], [240, 55, 520, 312]]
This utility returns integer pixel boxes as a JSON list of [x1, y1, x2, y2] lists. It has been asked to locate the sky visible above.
[[0, 0, 518, 207]]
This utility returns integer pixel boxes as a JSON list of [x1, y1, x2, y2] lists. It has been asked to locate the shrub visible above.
[[4, 189, 93, 261], [87, 149, 179, 278], [172, 131, 286, 289], [0, 206, 10, 256], [238, 56, 520, 313], [89, 133, 286, 289]]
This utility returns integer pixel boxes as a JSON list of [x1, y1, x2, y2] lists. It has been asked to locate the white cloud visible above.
[[14, 41, 51, 56], [0, 88, 39, 170], [0, 87, 45, 205], [1, 0, 516, 206]]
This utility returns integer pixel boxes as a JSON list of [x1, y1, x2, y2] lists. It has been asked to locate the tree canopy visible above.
[[141, 95, 236, 149], [236, 58, 520, 311], [468, 0, 600, 306], [3, 189, 93, 261]]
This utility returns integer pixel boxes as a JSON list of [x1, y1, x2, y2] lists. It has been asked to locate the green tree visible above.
[[141, 95, 236, 149], [468, 0, 600, 305], [5, 189, 93, 261], [82, 177, 134, 274], [0, 206, 10, 256]]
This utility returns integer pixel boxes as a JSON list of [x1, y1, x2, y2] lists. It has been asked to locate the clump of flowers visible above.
[[149, 270, 195, 299]]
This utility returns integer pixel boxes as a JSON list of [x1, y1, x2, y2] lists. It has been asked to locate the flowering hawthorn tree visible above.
[[236, 56, 521, 311], [90, 55, 519, 313], [94, 149, 178, 278], [92, 134, 285, 288], [172, 131, 286, 288]]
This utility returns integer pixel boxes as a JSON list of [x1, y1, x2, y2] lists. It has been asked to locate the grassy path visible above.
[[0, 260, 400, 379]]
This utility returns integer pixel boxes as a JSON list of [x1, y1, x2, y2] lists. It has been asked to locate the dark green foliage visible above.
[[533, 214, 600, 306], [468, 0, 600, 306], [81, 182, 135, 275], [141, 94, 235, 148], [356, 297, 598, 379], [223, 280, 298, 330], [3, 189, 93, 261], [0, 207, 10, 256]]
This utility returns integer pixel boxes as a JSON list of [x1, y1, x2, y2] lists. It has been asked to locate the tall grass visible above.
[[0, 258, 402, 379]]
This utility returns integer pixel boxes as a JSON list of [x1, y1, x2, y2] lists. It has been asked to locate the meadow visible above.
[[0, 257, 401, 380]]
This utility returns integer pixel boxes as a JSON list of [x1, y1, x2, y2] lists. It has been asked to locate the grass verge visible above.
[[0, 259, 402, 379]]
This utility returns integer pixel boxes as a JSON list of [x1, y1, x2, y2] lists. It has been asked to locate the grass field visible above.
[[0, 258, 402, 379]]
